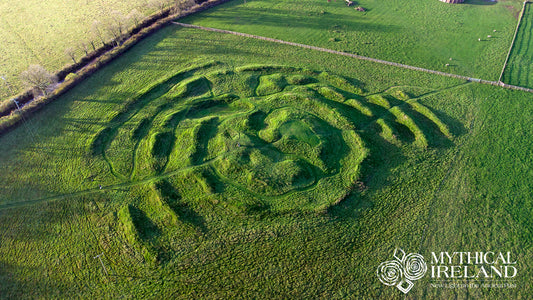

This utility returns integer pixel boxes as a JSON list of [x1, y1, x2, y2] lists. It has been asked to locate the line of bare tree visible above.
[[87, 0, 196, 50], [16, 0, 197, 100]]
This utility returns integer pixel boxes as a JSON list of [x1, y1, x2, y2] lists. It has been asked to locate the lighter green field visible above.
[[0, 2, 532, 299], [502, 2, 533, 88], [183, 0, 523, 80], [0, 0, 156, 99]]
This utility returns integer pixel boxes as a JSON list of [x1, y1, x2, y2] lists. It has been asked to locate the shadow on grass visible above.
[[0, 260, 63, 298], [190, 117, 219, 165], [155, 179, 208, 233], [465, 0, 497, 6], [128, 205, 162, 241], [183, 5, 399, 34], [327, 96, 464, 219], [151, 131, 176, 173]]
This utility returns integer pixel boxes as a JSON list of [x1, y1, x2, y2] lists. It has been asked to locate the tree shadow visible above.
[[0, 260, 64, 298], [182, 6, 398, 34], [464, 0, 497, 5]]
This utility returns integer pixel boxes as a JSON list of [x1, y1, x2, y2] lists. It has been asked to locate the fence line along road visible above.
[[172, 22, 533, 94]]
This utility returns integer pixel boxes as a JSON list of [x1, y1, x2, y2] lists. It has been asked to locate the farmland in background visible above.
[[183, 0, 523, 80], [0, 0, 165, 100]]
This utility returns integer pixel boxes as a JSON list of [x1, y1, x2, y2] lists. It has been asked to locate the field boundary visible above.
[[0, 0, 234, 118], [0, 0, 232, 136], [499, 1, 530, 83], [172, 22, 533, 94]]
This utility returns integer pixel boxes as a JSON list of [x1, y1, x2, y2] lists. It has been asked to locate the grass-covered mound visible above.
[[88, 63, 452, 216]]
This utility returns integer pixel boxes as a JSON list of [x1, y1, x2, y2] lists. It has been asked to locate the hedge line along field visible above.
[[0, 0, 157, 100], [502, 2, 533, 88], [182, 0, 523, 81], [0, 25, 532, 299]]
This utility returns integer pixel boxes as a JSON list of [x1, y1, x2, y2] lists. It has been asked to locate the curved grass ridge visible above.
[[88, 63, 452, 248]]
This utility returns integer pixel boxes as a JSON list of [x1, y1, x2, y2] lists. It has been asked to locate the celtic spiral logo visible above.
[[377, 248, 427, 294]]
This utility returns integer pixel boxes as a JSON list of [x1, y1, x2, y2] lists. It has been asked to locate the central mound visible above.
[[91, 62, 452, 215], [214, 106, 344, 197]]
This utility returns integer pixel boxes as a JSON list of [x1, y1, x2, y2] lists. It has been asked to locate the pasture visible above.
[[183, 0, 523, 80], [502, 2, 533, 88], [0, 1, 532, 299], [0, 0, 157, 100]]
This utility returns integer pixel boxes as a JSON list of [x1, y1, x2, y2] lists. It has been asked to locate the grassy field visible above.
[[502, 2, 533, 88], [0, 0, 522, 104], [0, 20, 532, 298], [182, 0, 523, 81], [0, 0, 159, 100]]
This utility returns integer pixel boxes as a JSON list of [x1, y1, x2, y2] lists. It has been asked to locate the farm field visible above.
[[502, 2, 533, 88], [0, 0, 158, 100], [0, 20, 532, 298], [182, 0, 523, 81]]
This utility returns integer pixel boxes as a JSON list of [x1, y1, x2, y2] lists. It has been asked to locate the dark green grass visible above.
[[502, 2, 533, 88], [190, 117, 219, 165], [0, 25, 531, 299], [182, 0, 523, 80], [132, 118, 152, 142]]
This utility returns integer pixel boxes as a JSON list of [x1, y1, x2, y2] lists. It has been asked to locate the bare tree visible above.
[[127, 9, 145, 28], [20, 65, 58, 96], [175, 0, 196, 12], [91, 20, 107, 46], [87, 37, 97, 51], [79, 41, 90, 55], [171, 0, 195, 14], [65, 47, 77, 63], [104, 10, 129, 46], [149, 0, 171, 11]]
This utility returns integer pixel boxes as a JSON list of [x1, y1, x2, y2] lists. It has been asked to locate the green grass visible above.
[[182, 0, 523, 80], [279, 120, 320, 147], [502, 2, 533, 88], [78, 58, 442, 212], [0, 0, 159, 100], [0, 13, 532, 299]]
